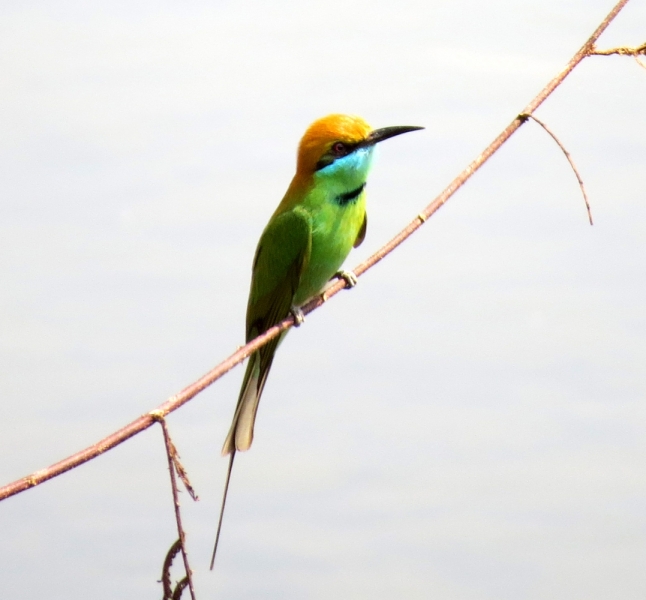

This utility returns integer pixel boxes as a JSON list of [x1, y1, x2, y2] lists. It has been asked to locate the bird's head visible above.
[[295, 114, 423, 180]]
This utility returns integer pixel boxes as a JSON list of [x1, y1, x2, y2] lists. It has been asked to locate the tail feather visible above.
[[221, 335, 281, 455], [221, 355, 260, 455], [210, 450, 235, 570], [235, 377, 262, 452], [213, 337, 281, 567], [235, 353, 275, 451]]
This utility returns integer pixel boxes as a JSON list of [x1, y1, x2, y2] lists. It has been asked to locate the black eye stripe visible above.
[[315, 155, 335, 171], [315, 141, 361, 171]]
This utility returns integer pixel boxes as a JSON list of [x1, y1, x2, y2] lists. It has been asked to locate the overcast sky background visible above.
[[1, 1, 645, 598]]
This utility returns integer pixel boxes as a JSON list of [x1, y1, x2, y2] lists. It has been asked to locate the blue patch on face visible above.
[[316, 146, 376, 181]]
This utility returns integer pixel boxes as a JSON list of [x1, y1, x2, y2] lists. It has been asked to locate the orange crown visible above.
[[296, 114, 372, 175]]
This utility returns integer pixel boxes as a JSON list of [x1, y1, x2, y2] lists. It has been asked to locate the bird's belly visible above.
[[292, 202, 364, 306]]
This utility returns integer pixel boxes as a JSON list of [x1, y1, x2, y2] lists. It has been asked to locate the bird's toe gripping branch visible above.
[[335, 270, 358, 288], [290, 306, 305, 327]]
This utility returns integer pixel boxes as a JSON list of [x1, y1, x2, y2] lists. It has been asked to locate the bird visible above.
[[210, 114, 423, 568]]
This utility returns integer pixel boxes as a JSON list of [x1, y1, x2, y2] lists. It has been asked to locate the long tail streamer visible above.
[[210, 450, 236, 570]]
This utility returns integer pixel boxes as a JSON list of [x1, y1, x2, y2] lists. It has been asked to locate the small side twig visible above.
[[633, 55, 646, 70], [589, 41, 646, 55], [156, 415, 199, 501], [160, 540, 191, 600], [154, 413, 197, 600], [589, 42, 646, 70], [172, 577, 190, 600], [161, 539, 182, 600], [519, 113, 593, 226]]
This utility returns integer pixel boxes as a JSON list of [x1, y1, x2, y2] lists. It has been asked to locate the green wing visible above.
[[222, 207, 312, 455], [246, 207, 312, 339]]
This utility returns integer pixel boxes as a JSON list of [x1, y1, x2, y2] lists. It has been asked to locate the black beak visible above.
[[361, 125, 424, 147]]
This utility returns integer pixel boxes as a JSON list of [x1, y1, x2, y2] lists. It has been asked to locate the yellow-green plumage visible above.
[[211, 114, 422, 568], [222, 115, 374, 455]]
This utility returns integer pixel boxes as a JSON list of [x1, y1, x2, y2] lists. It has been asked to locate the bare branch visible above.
[[590, 41, 646, 69], [634, 56, 646, 71], [0, 0, 633, 504], [589, 41, 646, 55], [172, 578, 190, 600], [156, 415, 197, 600], [152, 410, 199, 501], [161, 540, 182, 600], [519, 113, 593, 225]]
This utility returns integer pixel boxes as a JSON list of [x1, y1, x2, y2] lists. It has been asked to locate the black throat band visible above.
[[336, 182, 366, 206]]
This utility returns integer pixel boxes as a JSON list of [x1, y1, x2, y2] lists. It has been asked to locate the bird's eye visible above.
[[331, 142, 347, 156]]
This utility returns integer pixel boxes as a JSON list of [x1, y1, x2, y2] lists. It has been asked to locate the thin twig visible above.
[[173, 458, 199, 502], [156, 415, 197, 600], [152, 411, 199, 501], [633, 55, 646, 71], [161, 539, 182, 600], [172, 578, 190, 600], [0, 0, 632, 504], [519, 113, 593, 225], [589, 41, 646, 55], [590, 41, 646, 69]]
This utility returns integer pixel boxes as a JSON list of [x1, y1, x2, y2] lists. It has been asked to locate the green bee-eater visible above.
[[211, 114, 422, 567]]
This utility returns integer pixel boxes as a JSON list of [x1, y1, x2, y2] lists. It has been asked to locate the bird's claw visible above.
[[290, 306, 305, 327], [336, 270, 358, 288]]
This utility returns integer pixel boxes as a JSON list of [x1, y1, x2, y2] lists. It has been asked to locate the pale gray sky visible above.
[[1, 1, 645, 598]]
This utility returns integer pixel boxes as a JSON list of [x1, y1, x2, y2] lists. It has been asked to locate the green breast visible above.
[[292, 188, 366, 306]]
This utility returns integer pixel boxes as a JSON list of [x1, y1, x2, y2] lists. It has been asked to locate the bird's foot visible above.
[[290, 306, 305, 327], [335, 270, 358, 288]]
